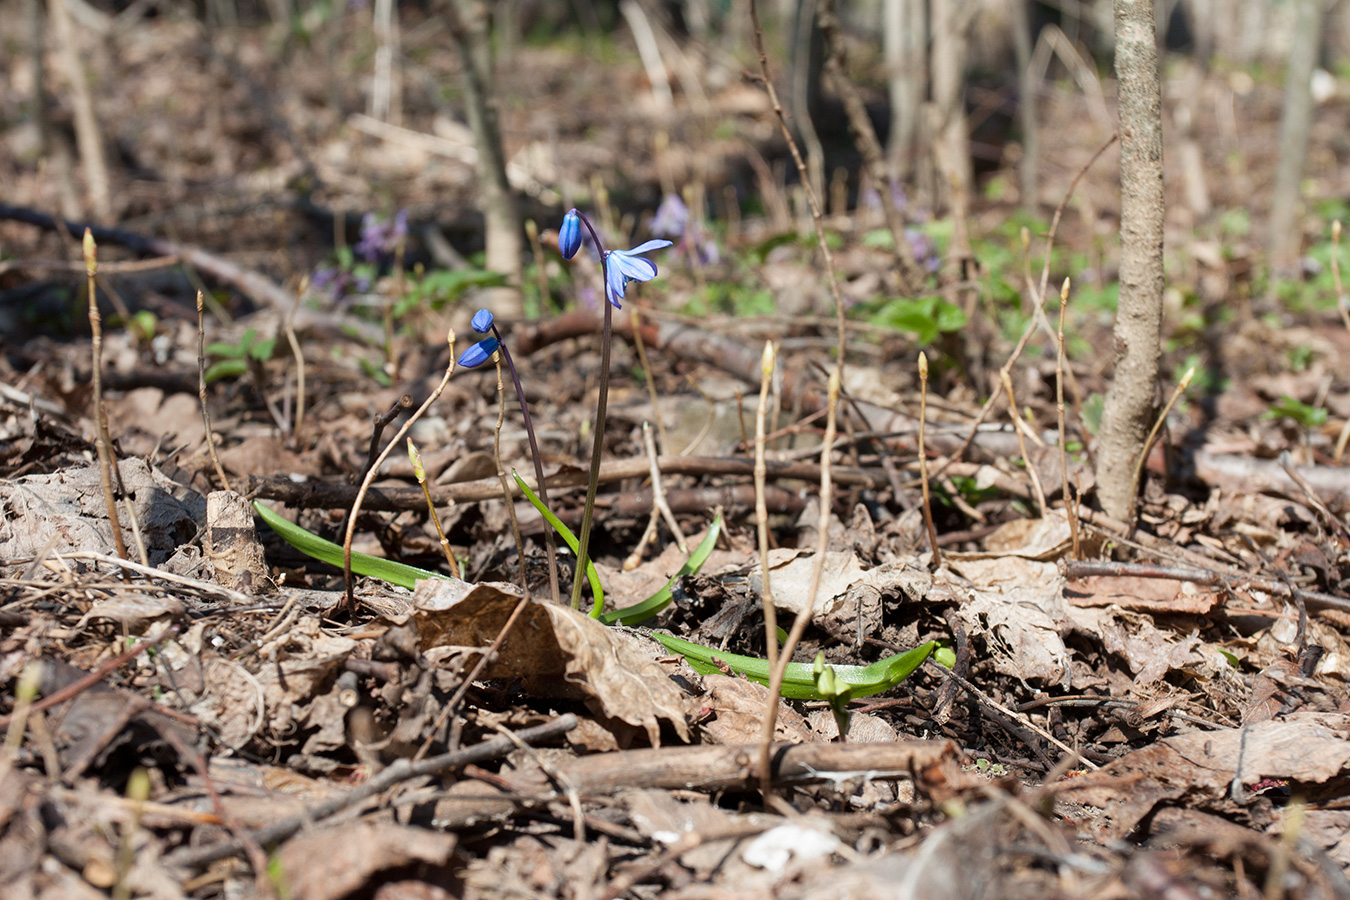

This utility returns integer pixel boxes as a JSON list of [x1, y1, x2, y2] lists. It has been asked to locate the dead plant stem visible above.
[[759, 370, 840, 790], [343, 331, 456, 613], [196, 291, 233, 492], [85, 230, 129, 576]]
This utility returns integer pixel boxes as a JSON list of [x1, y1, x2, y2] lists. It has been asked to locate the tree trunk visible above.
[[1266, 0, 1324, 275], [447, 0, 524, 317], [884, 0, 926, 179], [1094, 0, 1165, 523], [928, 0, 972, 212]]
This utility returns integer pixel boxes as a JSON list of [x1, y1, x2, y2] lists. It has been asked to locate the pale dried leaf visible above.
[[413, 580, 690, 745], [277, 822, 455, 900]]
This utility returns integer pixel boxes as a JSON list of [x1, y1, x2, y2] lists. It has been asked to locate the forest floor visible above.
[[3, 8, 1350, 900]]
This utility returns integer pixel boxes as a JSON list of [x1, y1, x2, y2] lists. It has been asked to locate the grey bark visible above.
[[1266, 0, 1324, 274], [1011, 0, 1039, 209], [928, 0, 972, 211], [1095, 0, 1165, 523], [446, 0, 524, 316], [884, 0, 926, 178]]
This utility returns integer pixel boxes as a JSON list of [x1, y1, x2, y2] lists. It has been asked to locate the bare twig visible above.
[[759, 370, 841, 796], [84, 230, 129, 576], [917, 353, 942, 567], [754, 341, 779, 674], [1056, 278, 1081, 558], [196, 292, 233, 492], [1001, 370, 1048, 516], [343, 333, 456, 612], [164, 714, 579, 869]]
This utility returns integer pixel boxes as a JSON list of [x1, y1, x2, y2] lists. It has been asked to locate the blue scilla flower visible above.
[[559, 209, 583, 260], [604, 240, 673, 308], [471, 308, 495, 333], [457, 336, 499, 368]]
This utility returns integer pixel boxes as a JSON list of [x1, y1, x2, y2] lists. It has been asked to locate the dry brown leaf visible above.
[[0, 457, 204, 565], [1065, 574, 1223, 614], [276, 822, 455, 900], [696, 674, 813, 745], [1062, 712, 1350, 839], [413, 579, 690, 745]]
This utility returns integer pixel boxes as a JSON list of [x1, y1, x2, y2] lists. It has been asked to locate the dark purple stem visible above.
[[569, 211, 611, 612], [493, 330, 560, 604]]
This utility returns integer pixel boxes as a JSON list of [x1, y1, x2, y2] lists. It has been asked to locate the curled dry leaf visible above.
[[277, 822, 455, 900], [412, 579, 690, 745]]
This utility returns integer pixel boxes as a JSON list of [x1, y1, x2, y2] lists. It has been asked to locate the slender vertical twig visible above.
[[196, 292, 232, 492], [409, 439, 461, 579], [1127, 366, 1194, 523], [917, 352, 941, 568], [754, 341, 779, 673], [758, 370, 840, 796], [1056, 278, 1081, 558], [1001, 370, 1047, 517], [85, 230, 129, 576], [343, 331, 456, 613]]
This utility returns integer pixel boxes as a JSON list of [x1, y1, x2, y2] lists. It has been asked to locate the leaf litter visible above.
[[3, 15, 1350, 900]]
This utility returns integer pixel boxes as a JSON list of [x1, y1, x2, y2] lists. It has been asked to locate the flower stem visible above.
[[570, 212, 610, 611], [494, 332, 560, 605]]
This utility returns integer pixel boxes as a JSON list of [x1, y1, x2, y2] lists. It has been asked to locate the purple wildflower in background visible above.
[[355, 210, 409, 262], [650, 194, 689, 239], [651, 192, 720, 266]]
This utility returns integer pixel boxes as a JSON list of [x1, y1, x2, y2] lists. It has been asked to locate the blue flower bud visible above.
[[471, 308, 495, 333], [457, 337, 499, 368], [559, 209, 582, 260]]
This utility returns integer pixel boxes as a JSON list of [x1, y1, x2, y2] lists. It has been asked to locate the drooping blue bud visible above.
[[559, 209, 582, 260], [471, 308, 495, 333], [457, 337, 499, 369]]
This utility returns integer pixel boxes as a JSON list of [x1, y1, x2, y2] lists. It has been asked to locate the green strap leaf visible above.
[[650, 633, 935, 701], [253, 501, 445, 590], [511, 471, 605, 616]]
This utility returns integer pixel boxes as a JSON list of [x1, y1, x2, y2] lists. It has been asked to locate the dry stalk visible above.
[[936, 132, 1118, 476], [1056, 278, 1082, 558], [1128, 365, 1195, 522], [754, 340, 779, 673], [758, 370, 841, 795], [917, 353, 942, 568], [342, 330, 457, 612], [624, 421, 686, 571], [196, 291, 232, 492], [408, 439, 461, 579], [630, 304, 670, 453], [84, 230, 129, 577], [1329, 221, 1350, 464], [284, 280, 307, 445], [1001, 370, 1048, 516]]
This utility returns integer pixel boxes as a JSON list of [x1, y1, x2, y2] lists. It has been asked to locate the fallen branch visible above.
[[163, 713, 579, 869]]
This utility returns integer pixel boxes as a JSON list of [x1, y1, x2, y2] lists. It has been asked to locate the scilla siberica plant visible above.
[[559, 208, 671, 609], [456, 306, 562, 602]]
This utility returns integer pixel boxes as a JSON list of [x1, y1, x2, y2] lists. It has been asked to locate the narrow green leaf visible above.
[[598, 513, 723, 626], [252, 501, 444, 590], [511, 471, 605, 616], [650, 633, 935, 701]]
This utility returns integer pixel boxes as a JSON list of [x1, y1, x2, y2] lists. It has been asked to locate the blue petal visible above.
[[457, 337, 499, 368], [559, 209, 583, 260], [626, 239, 673, 255], [604, 256, 627, 308], [471, 308, 495, 333], [611, 252, 657, 283]]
